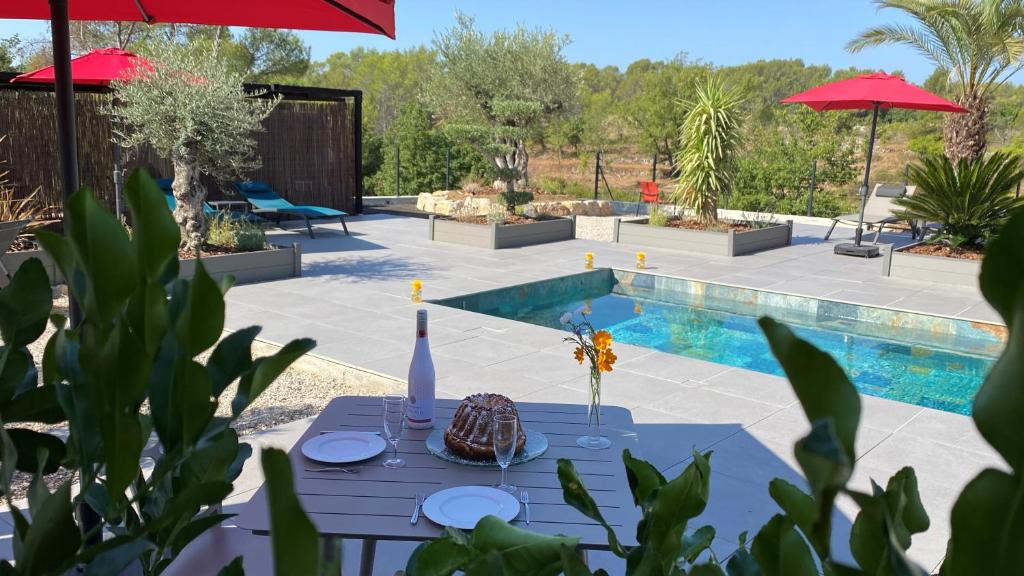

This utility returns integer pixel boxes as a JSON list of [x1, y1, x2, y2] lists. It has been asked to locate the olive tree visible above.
[[424, 13, 578, 192], [107, 42, 277, 253]]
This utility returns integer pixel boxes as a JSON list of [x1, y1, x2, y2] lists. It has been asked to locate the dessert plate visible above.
[[422, 486, 521, 529], [301, 431, 387, 464], [425, 429, 548, 467]]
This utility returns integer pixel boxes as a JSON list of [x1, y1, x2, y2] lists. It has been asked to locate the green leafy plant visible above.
[[647, 204, 670, 227], [0, 168, 314, 575], [673, 74, 746, 226], [497, 190, 535, 211], [895, 151, 1024, 248], [207, 214, 268, 253]]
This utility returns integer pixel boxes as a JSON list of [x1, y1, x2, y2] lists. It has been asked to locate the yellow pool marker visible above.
[[411, 279, 423, 303], [584, 252, 594, 270]]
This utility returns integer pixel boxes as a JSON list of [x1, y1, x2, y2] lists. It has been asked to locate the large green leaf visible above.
[[124, 169, 181, 282], [176, 262, 225, 358], [0, 257, 51, 348], [231, 338, 315, 417], [64, 186, 138, 322], [848, 471, 929, 576], [471, 515, 578, 575], [262, 447, 319, 576], [407, 529, 475, 576], [974, 209, 1024, 471], [767, 479, 815, 543], [85, 538, 155, 576], [0, 347, 35, 404], [750, 514, 817, 576], [623, 449, 667, 508], [15, 481, 81, 574], [681, 525, 716, 564], [207, 326, 261, 396], [557, 458, 626, 557], [3, 385, 66, 424], [635, 449, 712, 573], [945, 469, 1024, 575], [3, 428, 65, 474]]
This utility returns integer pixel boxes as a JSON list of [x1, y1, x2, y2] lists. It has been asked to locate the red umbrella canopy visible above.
[[781, 72, 966, 113], [12, 48, 152, 86], [5, 0, 395, 37]]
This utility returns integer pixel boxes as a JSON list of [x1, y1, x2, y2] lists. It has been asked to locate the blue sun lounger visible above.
[[232, 181, 349, 238], [157, 179, 264, 224]]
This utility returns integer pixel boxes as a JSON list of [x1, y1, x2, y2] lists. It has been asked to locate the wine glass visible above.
[[382, 395, 406, 468], [492, 413, 518, 493]]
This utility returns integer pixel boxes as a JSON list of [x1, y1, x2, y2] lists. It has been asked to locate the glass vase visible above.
[[577, 367, 612, 449]]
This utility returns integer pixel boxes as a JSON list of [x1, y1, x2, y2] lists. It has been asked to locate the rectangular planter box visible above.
[[429, 216, 575, 249], [614, 219, 792, 256], [882, 243, 981, 288], [180, 243, 302, 284], [0, 249, 63, 288]]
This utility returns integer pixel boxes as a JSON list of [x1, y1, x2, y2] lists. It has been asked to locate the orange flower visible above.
[[597, 348, 617, 372], [593, 330, 613, 351], [573, 346, 585, 364]]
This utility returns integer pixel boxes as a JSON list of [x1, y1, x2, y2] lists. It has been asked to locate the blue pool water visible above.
[[435, 270, 1003, 415]]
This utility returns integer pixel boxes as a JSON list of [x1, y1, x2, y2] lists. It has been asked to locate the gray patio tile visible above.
[[654, 387, 783, 428], [712, 272, 788, 290], [562, 371, 691, 411], [436, 362, 555, 400], [897, 408, 997, 457], [617, 352, 731, 383], [631, 407, 744, 470], [433, 335, 537, 366], [854, 433, 1001, 498], [859, 394, 925, 432], [887, 293, 980, 317], [770, 276, 871, 298], [700, 368, 797, 408], [824, 288, 912, 307], [517, 384, 592, 405], [688, 470, 808, 546], [956, 301, 1002, 324], [710, 433, 807, 489], [491, 350, 594, 387], [747, 404, 891, 459]]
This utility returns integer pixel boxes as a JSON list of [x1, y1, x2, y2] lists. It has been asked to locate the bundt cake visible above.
[[444, 393, 527, 460]]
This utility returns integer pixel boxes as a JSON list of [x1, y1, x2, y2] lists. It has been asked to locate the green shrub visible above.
[[897, 152, 1024, 247], [207, 214, 268, 252], [537, 176, 592, 198], [0, 169, 313, 575], [497, 190, 535, 211], [647, 203, 670, 226]]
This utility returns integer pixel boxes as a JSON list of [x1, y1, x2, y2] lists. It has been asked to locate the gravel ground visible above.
[[7, 294, 401, 503]]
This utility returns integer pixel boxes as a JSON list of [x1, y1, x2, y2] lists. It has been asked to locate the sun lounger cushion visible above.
[[874, 184, 907, 198]]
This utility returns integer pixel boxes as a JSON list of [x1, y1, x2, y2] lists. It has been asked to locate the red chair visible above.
[[636, 181, 662, 215]]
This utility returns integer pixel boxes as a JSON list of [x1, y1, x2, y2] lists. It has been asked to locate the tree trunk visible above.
[[172, 153, 208, 255], [944, 93, 988, 164]]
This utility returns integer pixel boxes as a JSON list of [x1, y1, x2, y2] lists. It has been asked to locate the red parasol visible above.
[[782, 72, 966, 256], [12, 47, 152, 86]]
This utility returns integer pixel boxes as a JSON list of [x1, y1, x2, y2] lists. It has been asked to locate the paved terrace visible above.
[[2, 215, 996, 574]]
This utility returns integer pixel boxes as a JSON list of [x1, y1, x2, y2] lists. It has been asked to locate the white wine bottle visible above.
[[406, 309, 435, 429]]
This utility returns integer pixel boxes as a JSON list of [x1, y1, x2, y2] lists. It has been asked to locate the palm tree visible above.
[[672, 74, 745, 226], [848, 0, 1024, 163]]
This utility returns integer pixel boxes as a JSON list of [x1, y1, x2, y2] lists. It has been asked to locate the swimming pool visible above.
[[434, 269, 1005, 415]]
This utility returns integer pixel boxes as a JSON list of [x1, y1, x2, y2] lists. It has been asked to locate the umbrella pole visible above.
[[855, 103, 880, 247], [48, 0, 83, 326]]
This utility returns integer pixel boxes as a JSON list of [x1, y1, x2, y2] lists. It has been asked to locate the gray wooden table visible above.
[[235, 396, 642, 575]]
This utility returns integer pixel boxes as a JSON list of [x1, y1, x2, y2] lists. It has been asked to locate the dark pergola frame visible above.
[[0, 73, 366, 214]]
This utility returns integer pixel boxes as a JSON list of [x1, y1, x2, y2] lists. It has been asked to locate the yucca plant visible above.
[[896, 152, 1024, 248], [0, 135, 48, 226], [672, 75, 745, 226]]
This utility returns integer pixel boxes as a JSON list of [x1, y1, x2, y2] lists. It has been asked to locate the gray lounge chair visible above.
[[0, 218, 32, 280], [824, 183, 917, 244]]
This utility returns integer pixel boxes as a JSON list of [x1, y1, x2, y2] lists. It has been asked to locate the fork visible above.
[[410, 493, 423, 524], [304, 466, 359, 474], [520, 490, 531, 525]]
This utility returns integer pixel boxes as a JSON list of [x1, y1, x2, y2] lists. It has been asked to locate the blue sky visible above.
[[1, 1, 932, 81]]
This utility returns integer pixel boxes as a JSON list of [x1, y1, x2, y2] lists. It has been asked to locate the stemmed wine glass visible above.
[[382, 395, 406, 468], [492, 413, 518, 493]]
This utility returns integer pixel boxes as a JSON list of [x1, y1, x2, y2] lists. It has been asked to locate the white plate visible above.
[[422, 486, 521, 530], [301, 432, 387, 464]]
